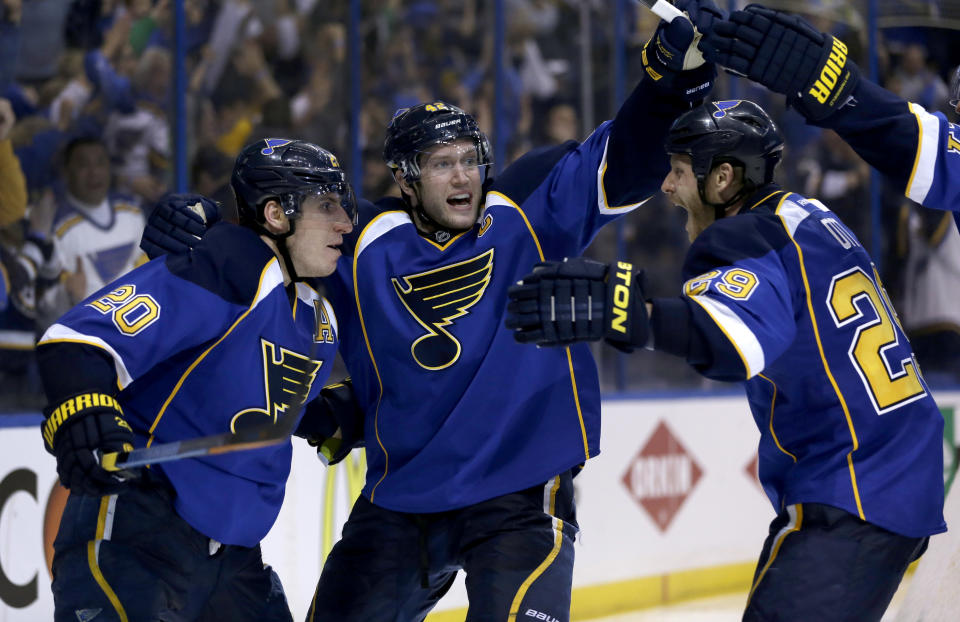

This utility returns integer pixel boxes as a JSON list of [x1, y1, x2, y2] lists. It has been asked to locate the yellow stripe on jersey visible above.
[[757, 373, 797, 462], [147, 259, 282, 439], [906, 103, 940, 204], [487, 191, 591, 460], [353, 212, 396, 502], [775, 196, 865, 520], [688, 294, 765, 378]]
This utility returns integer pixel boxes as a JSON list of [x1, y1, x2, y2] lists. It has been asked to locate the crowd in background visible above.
[[1, 0, 959, 410]]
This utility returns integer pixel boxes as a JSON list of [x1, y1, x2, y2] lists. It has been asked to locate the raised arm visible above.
[[704, 5, 960, 219], [603, 0, 726, 208]]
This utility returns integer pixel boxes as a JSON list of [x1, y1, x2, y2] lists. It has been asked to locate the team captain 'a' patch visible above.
[[392, 248, 495, 370]]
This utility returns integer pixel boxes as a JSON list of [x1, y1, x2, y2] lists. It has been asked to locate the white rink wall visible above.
[[2, 391, 958, 621]]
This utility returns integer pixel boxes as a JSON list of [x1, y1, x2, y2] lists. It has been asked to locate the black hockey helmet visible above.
[[949, 64, 960, 110], [231, 138, 356, 228], [665, 100, 784, 189], [382, 102, 492, 182]]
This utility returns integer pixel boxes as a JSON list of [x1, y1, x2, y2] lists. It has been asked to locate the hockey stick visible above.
[[634, 0, 707, 71], [634, 0, 685, 23], [99, 346, 323, 472], [99, 410, 305, 471]]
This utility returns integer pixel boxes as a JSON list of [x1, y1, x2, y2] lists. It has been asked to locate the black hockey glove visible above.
[[42, 393, 138, 496], [296, 379, 365, 465], [705, 5, 860, 121], [140, 193, 220, 260], [506, 258, 649, 352], [641, 0, 724, 102]]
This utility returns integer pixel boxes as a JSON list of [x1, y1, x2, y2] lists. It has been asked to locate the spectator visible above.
[[796, 129, 871, 244], [47, 136, 146, 308], [0, 97, 26, 226], [899, 204, 960, 385], [892, 43, 950, 113]]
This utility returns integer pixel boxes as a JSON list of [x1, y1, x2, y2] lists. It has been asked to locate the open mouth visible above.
[[447, 193, 472, 209]]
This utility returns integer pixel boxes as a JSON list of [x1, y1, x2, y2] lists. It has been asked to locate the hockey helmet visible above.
[[665, 100, 784, 188], [382, 102, 492, 182], [231, 138, 357, 228], [949, 64, 960, 110]]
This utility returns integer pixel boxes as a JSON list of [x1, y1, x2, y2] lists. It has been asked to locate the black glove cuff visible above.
[[649, 297, 693, 357], [43, 392, 125, 452], [792, 35, 860, 121], [602, 262, 650, 349]]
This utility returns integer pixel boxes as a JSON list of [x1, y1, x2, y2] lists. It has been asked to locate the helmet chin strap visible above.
[[253, 210, 304, 283], [696, 178, 753, 224]]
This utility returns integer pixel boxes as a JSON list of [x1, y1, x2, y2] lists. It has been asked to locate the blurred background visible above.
[[1, 0, 959, 412]]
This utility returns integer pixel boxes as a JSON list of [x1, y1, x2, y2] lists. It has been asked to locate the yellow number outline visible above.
[[87, 284, 161, 336], [683, 268, 758, 301], [716, 268, 759, 300], [683, 270, 721, 296], [826, 266, 926, 414]]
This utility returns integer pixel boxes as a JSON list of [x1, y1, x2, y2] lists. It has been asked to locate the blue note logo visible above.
[[392, 249, 495, 370], [712, 100, 742, 118], [260, 138, 294, 155], [230, 339, 322, 431]]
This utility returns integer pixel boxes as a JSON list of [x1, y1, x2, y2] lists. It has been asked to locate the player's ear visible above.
[[261, 200, 290, 235], [395, 170, 415, 196], [395, 171, 423, 208], [712, 162, 738, 195]]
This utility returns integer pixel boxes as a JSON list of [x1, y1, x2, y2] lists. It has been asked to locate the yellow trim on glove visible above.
[[42, 393, 126, 450]]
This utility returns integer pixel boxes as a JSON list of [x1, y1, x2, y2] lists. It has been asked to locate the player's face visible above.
[[412, 139, 483, 231], [286, 192, 354, 277], [661, 155, 713, 243], [66, 143, 111, 205]]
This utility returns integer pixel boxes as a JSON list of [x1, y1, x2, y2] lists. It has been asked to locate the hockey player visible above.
[[505, 100, 946, 621], [36, 139, 355, 621], [142, 2, 725, 619], [702, 5, 960, 231]]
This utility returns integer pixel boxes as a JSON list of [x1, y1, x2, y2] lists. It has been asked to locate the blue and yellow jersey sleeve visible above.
[[651, 207, 798, 381], [820, 78, 960, 222], [487, 75, 691, 257], [38, 224, 283, 391]]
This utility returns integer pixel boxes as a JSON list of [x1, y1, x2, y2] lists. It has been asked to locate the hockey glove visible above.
[[641, 0, 724, 102], [705, 5, 860, 121], [296, 379, 365, 466], [42, 393, 138, 496], [140, 193, 221, 260], [505, 258, 649, 352]]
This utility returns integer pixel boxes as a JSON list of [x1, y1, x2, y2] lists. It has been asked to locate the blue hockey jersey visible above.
[[652, 186, 945, 538], [820, 79, 960, 231], [38, 223, 338, 545], [323, 79, 685, 512]]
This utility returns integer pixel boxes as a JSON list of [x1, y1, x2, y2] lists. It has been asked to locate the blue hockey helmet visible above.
[[665, 100, 784, 188], [231, 138, 356, 228], [382, 102, 492, 182]]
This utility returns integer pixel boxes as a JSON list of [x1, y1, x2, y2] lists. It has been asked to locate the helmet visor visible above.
[[415, 140, 492, 182], [290, 183, 358, 226]]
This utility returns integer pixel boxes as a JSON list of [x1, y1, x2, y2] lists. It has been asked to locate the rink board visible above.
[[2, 391, 957, 621]]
